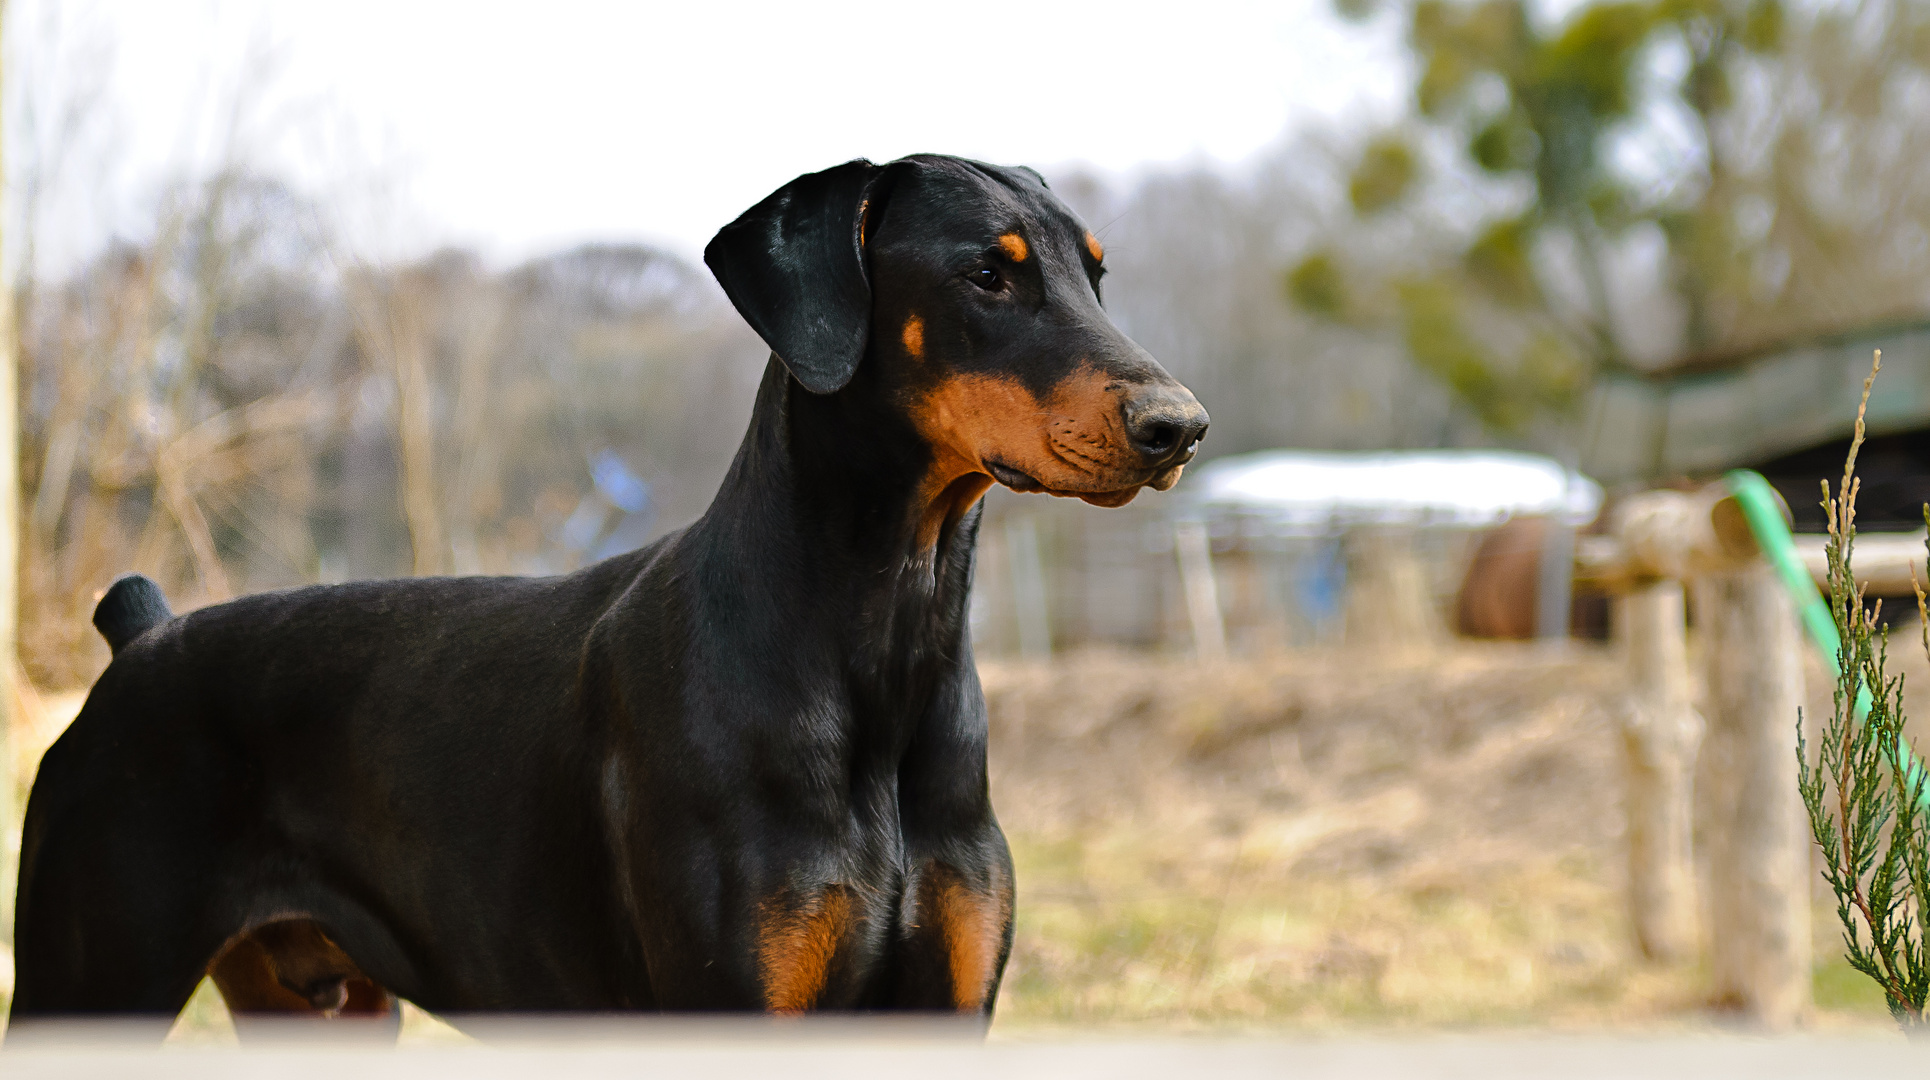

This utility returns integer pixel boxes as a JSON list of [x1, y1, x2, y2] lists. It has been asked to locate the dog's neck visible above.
[[689, 358, 985, 705]]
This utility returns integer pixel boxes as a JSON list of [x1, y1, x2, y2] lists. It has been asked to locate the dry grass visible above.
[[981, 643, 1894, 1031]]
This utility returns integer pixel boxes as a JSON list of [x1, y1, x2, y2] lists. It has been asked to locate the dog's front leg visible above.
[[890, 857, 1015, 1014], [749, 883, 861, 1014]]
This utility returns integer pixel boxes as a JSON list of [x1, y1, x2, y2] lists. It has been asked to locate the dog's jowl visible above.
[[8, 155, 1206, 1031]]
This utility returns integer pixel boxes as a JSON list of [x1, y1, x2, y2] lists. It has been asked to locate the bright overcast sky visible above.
[[12, 0, 1411, 270]]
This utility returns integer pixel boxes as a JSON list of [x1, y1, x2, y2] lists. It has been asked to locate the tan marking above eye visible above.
[[902, 314, 925, 359], [1084, 231, 1104, 262], [998, 233, 1029, 262]]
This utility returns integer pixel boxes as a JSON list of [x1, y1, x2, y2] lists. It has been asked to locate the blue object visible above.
[[1295, 536, 1346, 630], [592, 451, 652, 515]]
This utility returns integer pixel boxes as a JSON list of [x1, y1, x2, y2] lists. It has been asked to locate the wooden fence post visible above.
[[1174, 518, 1226, 662], [1342, 527, 1438, 650], [0, 0, 20, 950], [1006, 514, 1052, 660], [1587, 486, 1762, 971], [1701, 562, 1811, 1026], [1619, 577, 1703, 961]]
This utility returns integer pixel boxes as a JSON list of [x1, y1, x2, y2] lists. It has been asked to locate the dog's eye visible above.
[[969, 266, 1003, 291]]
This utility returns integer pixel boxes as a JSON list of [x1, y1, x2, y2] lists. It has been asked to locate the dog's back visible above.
[[12, 547, 670, 1018]]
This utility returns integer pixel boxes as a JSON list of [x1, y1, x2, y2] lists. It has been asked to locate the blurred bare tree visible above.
[[20, 0, 1930, 694], [15, 154, 766, 689]]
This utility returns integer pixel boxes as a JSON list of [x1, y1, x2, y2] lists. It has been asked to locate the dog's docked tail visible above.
[[93, 574, 173, 655]]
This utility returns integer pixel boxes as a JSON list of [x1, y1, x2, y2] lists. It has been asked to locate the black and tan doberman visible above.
[[7, 154, 1207, 1034]]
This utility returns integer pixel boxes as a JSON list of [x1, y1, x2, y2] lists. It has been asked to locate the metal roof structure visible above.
[[1584, 320, 1930, 485], [1190, 449, 1603, 530]]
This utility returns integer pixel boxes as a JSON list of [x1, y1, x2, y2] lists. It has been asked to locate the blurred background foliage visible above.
[[8, 0, 1930, 1035], [1291, 0, 1930, 440], [14, 0, 1930, 689]]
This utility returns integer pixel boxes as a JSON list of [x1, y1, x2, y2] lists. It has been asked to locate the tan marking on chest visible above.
[[998, 233, 1029, 262], [902, 313, 925, 359], [756, 885, 853, 1013], [914, 472, 994, 552]]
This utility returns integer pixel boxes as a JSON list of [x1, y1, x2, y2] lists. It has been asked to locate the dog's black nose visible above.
[[1124, 389, 1209, 467]]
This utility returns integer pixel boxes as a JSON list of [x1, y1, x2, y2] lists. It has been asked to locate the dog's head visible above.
[[706, 155, 1207, 509]]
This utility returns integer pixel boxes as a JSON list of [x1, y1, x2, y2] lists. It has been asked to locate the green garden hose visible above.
[[1725, 468, 1929, 809]]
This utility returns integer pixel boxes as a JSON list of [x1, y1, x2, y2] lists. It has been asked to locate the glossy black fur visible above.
[[8, 155, 1204, 1024]]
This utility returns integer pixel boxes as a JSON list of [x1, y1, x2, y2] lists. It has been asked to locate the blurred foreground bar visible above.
[[1791, 531, 1928, 596], [5, 1026, 1930, 1078]]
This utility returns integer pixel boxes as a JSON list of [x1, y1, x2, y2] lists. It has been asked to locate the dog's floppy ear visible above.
[[705, 159, 884, 395]]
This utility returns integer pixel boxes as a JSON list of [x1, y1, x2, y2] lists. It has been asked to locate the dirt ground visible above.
[[980, 641, 1898, 1031], [0, 638, 1907, 1038]]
